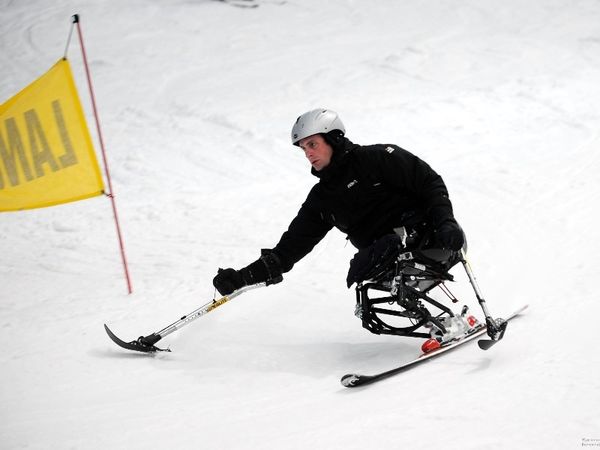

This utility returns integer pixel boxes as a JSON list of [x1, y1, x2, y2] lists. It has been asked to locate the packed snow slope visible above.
[[1, 0, 599, 449]]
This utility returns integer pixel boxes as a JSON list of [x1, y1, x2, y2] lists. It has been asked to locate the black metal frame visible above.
[[355, 249, 460, 338]]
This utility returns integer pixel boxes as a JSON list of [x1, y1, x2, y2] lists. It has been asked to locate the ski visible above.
[[341, 304, 528, 388]]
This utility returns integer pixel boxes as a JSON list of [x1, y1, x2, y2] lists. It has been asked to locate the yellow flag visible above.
[[0, 59, 105, 211]]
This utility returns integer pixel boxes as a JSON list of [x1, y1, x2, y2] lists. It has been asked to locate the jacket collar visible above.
[[311, 137, 357, 181]]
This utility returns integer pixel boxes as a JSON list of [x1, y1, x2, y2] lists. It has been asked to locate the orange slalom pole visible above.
[[72, 14, 133, 294]]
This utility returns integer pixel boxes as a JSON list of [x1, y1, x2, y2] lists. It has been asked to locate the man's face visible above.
[[298, 134, 333, 171]]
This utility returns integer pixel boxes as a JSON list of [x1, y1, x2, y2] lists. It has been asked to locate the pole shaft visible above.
[[155, 283, 266, 338], [460, 250, 493, 319]]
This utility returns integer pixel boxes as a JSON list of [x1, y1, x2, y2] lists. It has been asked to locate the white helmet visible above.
[[291, 109, 345, 146]]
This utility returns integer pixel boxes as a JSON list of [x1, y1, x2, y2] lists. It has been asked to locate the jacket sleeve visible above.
[[270, 187, 333, 273], [367, 146, 456, 227]]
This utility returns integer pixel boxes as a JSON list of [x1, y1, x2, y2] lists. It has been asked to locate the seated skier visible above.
[[213, 108, 465, 313]]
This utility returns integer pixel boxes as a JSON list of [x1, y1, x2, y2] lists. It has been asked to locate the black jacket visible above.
[[271, 137, 456, 273]]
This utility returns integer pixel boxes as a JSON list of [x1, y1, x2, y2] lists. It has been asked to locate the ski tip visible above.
[[342, 373, 378, 387], [477, 305, 529, 350], [104, 324, 128, 344], [477, 339, 498, 350], [103, 323, 128, 346], [341, 374, 361, 387], [103, 323, 116, 337]]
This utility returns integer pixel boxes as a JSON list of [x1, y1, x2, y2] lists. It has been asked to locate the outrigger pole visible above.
[[104, 283, 266, 352], [459, 250, 508, 349]]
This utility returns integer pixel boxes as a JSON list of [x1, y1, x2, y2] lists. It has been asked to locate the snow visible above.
[[1, 0, 600, 448]]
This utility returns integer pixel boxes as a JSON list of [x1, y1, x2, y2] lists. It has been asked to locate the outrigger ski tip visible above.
[[477, 316, 509, 350], [104, 324, 170, 353]]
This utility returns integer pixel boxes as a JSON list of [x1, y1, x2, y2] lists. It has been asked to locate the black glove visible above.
[[213, 268, 246, 296], [213, 250, 284, 296], [433, 219, 465, 251]]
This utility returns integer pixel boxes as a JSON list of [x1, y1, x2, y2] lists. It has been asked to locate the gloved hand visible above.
[[433, 219, 465, 251], [213, 250, 284, 296], [213, 268, 246, 296]]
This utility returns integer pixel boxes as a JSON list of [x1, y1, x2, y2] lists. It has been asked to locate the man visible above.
[[213, 108, 464, 298]]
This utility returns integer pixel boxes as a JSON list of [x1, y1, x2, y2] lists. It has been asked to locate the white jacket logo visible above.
[[347, 180, 358, 189]]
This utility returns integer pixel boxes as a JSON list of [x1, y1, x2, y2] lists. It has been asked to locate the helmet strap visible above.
[[323, 130, 345, 151]]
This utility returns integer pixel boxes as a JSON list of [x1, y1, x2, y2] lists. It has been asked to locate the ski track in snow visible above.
[[1, 0, 600, 449]]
